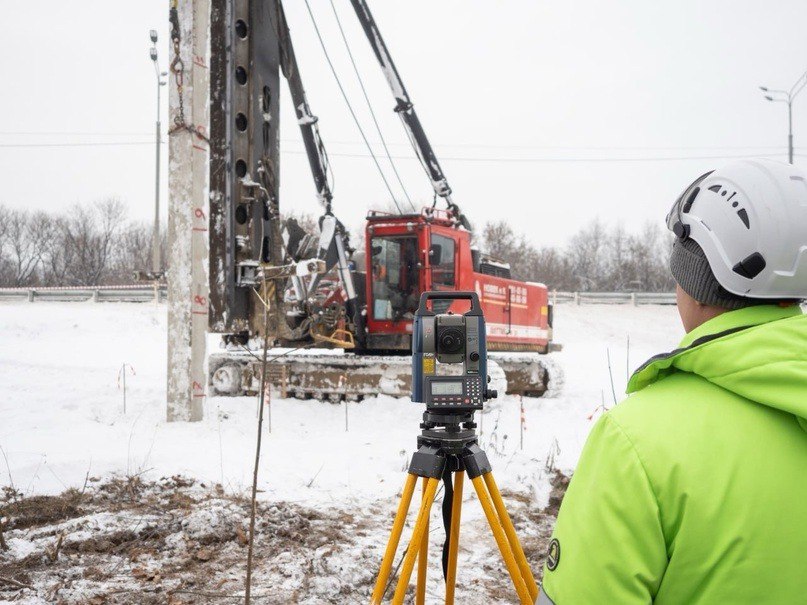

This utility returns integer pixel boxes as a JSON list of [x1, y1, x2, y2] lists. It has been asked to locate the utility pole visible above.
[[759, 69, 807, 164], [167, 0, 210, 422], [149, 31, 168, 277]]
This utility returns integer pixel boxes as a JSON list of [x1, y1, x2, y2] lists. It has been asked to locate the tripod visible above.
[[370, 411, 539, 604]]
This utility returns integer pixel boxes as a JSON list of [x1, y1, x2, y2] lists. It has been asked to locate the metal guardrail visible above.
[[0, 285, 166, 303], [0, 286, 674, 306], [551, 291, 676, 305]]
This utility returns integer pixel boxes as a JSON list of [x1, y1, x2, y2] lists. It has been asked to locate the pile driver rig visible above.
[[206, 0, 554, 401]]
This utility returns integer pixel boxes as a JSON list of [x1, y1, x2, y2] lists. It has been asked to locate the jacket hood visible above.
[[628, 305, 807, 429]]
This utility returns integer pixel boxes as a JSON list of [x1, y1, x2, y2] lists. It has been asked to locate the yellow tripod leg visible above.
[[392, 477, 440, 605], [416, 478, 429, 605], [371, 474, 418, 605], [470, 476, 533, 605], [444, 471, 464, 605], [483, 472, 539, 601]]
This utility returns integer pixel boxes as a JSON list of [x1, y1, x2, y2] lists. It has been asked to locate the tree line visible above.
[[0, 200, 674, 292], [0, 199, 162, 287], [481, 219, 676, 292]]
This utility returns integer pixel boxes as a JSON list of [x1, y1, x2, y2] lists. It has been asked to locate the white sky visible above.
[[1, 0, 805, 247]]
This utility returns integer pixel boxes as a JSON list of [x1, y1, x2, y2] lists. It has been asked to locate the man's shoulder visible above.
[[605, 372, 737, 443]]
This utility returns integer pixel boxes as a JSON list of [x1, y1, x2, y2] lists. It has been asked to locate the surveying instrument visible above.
[[370, 292, 539, 604]]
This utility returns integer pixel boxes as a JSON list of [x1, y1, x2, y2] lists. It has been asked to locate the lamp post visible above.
[[150, 30, 168, 277], [759, 70, 807, 164]]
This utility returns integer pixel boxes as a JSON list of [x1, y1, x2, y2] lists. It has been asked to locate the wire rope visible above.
[[302, 0, 403, 214], [328, 0, 416, 211]]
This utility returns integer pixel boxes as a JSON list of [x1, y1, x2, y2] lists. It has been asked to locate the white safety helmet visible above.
[[666, 158, 807, 299]]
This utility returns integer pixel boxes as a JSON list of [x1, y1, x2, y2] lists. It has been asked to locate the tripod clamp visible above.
[[409, 411, 492, 481]]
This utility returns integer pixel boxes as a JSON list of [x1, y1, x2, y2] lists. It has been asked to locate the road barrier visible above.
[[0, 286, 673, 306], [0, 285, 166, 303], [551, 291, 676, 306]]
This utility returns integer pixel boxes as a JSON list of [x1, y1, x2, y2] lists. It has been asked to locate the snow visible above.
[[0, 300, 682, 502], [0, 300, 684, 602]]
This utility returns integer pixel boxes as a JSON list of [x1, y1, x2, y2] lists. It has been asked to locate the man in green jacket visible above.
[[540, 159, 807, 604]]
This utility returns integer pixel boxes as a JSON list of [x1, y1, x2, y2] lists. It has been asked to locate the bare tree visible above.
[[0, 205, 8, 248], [482, 218, 674, 292], [3, 209, 50, 286], [627, 222, 675, 291], [32, 215, 68, 286], [482, 221, 537, 281], [0, 205, 11, 285], [62, 198, 127, 286], [566, 219, 607, 290], [109, 221, 153, 283]]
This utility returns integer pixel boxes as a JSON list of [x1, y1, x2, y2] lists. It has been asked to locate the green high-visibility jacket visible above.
[[540, 305, 807, 604]]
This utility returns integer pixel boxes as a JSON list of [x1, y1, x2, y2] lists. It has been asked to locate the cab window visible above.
[[370, 236, 420, 321], [431, 234, 455, 287]]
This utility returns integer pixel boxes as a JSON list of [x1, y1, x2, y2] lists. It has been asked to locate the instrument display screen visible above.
[[431, 381, 463, 395]]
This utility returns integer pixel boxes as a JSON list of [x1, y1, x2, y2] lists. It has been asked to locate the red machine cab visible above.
[[364, 208, 552, 353]]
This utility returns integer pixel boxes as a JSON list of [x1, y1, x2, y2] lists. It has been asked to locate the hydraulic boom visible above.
[[348, 0, 469, 227]]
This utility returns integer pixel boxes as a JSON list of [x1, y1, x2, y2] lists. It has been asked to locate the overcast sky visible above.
[[1, 0, 805, 246]]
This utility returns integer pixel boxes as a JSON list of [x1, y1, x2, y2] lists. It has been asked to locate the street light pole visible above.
[[150, 31, 167, 277], [759, 70, 807, 165]]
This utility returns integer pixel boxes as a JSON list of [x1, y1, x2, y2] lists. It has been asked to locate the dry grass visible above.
[[0, 472, 569, 604]]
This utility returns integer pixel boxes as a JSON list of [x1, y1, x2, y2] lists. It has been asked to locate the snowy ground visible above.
[[0, 301, 683, 603]]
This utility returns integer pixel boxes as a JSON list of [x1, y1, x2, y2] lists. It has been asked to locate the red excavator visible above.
[[207, 0, 553, 399]]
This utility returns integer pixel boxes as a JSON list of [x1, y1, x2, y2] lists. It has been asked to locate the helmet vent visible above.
[[737, 208, 751, 229], [732, 252, 766, 279], [708, 184, 722, 193]]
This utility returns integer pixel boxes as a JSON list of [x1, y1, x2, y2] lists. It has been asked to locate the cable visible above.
[[304, 141, 791, 152], [0, 131, 154, 136], [265, 4, 338, 209], [302, 0, 403, 214], [1, 142, 800, 163], [1, 134, 792, 155], [441, 465, 453, 581], [0, 132, 791, 154], [282, 149, 802, 163], [328, 0, 415, 211], [0, 141, 158, 148]]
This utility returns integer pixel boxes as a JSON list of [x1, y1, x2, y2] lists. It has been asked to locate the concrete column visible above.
[[167, 0, 210, 422]]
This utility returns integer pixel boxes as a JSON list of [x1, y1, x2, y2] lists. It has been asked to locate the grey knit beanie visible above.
[[669, 238, 765, 310]]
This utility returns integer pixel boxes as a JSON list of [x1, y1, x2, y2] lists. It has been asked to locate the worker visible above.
[[539, 159, 807, 604]]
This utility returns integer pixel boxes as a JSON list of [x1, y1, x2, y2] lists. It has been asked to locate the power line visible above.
[[0, 141, 157, 148], [1, 132, 792, 154], [302, 0, 403, 214], [0, 131, 154, 136], [0, 141, 801, 164], [283, 149, 801, 163], [328, 0, 415, 211], [286, 140, 791, 152]]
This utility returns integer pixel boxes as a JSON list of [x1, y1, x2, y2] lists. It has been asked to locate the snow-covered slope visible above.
[[0, 301, 682, 505]]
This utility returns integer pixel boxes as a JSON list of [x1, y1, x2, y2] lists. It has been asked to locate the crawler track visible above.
[[209, 350, 551, 400]]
